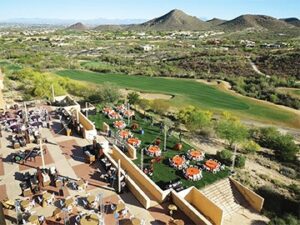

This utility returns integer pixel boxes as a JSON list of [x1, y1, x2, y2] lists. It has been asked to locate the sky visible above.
[[0, 0, 299, 21]]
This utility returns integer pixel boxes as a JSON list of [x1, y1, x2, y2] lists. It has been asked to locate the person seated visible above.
[[143, 168, 148, 174]]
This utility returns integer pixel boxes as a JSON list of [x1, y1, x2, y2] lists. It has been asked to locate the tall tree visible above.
[[216, 112, 248, 148], [177, 106, 212, 133], [127, 92, 140, 105], [216, 112, 248, 172]]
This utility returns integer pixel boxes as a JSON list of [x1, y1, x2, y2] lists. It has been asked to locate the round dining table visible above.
[[188, 149, 204, 160], [28, 215, 39, 225], [20, 199, 30, 210], [119, 130, 131, 139], [147, 145, 161, 155], [114, 120, 125, 129], [205, 160, 220, 170], [127, 137, 141, 146], [172, 155, 185, 166], [185, 167, 201, 177], [80, 214, 99, 225], [87, 195, 96, 204]]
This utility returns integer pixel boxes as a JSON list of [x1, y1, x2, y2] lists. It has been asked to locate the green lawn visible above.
[[57, 70, 299, 127], [89, 110, 229, 189]]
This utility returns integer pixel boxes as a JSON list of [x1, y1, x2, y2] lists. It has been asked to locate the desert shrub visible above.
[[199, 127, 215, 138], [235, 155, 246, 168], [242, 140, 260, 154], [257, 186, 300, 218], [178, 106, 213, 134], [150, 99, 171, 115], [269, 214, 300, 225], [87, 83, 121, 104], [217, 149, 233, 165], [251, 127, 299, 162], [274, 135, 299, 162], [288, 184, 300, 199], [279, 167, 297, 179]]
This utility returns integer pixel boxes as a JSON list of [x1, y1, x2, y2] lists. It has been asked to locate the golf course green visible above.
[[57, 70, 300, 127]]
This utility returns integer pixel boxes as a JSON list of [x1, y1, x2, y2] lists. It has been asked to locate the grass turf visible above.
[[89, 110, 229, 189], [57, 70, 299, 128]]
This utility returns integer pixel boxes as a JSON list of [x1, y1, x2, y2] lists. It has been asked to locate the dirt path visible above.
[[248, 59, 267, 76]]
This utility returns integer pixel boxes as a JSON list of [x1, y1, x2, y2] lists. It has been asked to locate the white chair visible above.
[[67, 205, 73, 214], [59, 199, 64, 208], [75, 215, 80, 223], [30, 199, 36, 207], [82, 199, 88, 208]]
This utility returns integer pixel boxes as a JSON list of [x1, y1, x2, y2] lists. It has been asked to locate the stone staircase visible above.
[[201, 178, 248, 217]]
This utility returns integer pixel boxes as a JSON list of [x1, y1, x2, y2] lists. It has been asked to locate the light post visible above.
[[117, 159, 121, 194], [85, 102, 88, 118], [127, 102, 130, 126], [51, 84, 55, 102], [24, 102, 28, 123], [231, 144, 237, 174], [163, 124, 167, 151], [140, 148, 144, 171], [39, 138, 45, 169], [15, 200, 21, 225], [62, 208, 70, 225]]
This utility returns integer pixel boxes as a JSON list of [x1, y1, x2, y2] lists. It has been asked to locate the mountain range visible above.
[[1, 18, 146, 26], [280, 18, 300, 27], [3, 9, 299, 31], [218, 14, 294, 31]]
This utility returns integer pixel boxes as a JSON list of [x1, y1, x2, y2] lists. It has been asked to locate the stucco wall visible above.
[[79, 112, 94, 130], [230, 178, 264, 212], [187, 188, 223, 225], [171, 191, 212, 225], [111, 145, 169, 203], [102, 122, 110, 133], [125, 176, 151, 209], [126, 143, 137, 160]]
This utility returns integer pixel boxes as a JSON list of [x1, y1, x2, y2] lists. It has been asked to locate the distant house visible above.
[[140, 44, 157, 52], [260, 43, 281, 48], [240, 40, 256, 48]]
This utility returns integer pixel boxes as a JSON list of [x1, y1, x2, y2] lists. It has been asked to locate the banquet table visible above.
[[188, 149, 204, 160], [87, 195, 96, 204], [119, 130, 131, 139], [28, 215, 39, 225], [186, 167, 200, 177], [147, 145, 161, 155], [127, 137, 141, 146], [205, 160, 220, 170], [172, 155, 185, 166]]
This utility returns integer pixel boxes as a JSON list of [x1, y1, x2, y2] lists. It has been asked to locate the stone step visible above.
[[200, 178, 248, 219]]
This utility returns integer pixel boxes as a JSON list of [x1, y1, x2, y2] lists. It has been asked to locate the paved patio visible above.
[[0, 106, 196, 225]]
